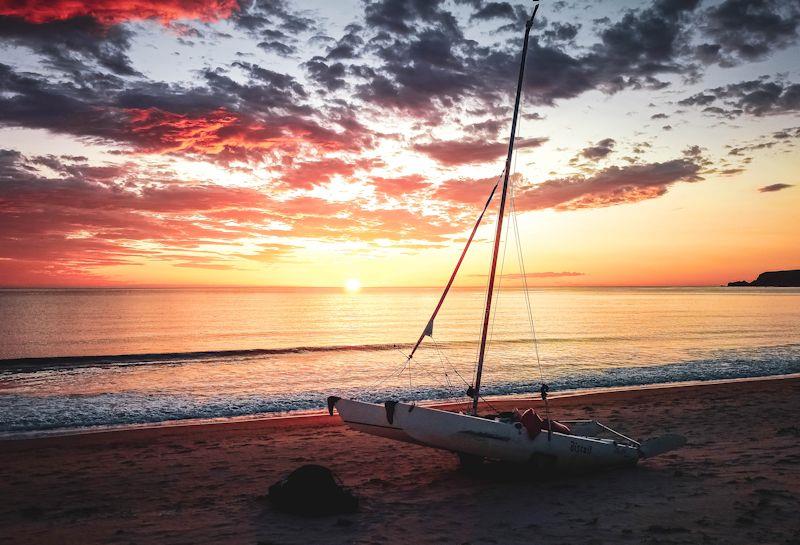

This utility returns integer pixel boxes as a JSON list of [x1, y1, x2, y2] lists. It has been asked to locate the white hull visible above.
[[330, 397, 649, 470], [329, 397, 417, 445]]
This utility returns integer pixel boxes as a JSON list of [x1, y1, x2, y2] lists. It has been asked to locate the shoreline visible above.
[[2, 375, 798, 545], [4, 373, 798, 444]]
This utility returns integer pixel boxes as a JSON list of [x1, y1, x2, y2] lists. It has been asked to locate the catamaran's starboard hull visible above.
[[330, 398, 640, 469]]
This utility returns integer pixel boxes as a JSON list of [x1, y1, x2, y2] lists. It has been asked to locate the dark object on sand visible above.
[[728, 269, 800, 287], [268, 465, 358, 516]]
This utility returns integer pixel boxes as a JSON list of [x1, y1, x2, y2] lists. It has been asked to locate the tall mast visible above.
[[472, 3, 539, 416]]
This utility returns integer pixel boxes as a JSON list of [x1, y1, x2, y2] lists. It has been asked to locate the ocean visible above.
[[1, 287, 799, 436]]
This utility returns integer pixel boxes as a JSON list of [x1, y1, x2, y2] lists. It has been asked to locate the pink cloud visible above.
[[0, 0, 239, 26]]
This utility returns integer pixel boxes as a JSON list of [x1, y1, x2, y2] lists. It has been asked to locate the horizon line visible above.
[[0, 283, 742, 290]]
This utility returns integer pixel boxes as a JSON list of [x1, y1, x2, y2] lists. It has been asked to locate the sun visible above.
[[345, 278, 361, 292]]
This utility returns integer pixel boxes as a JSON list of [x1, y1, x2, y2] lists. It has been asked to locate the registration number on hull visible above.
[[570, 440, 592, 455]]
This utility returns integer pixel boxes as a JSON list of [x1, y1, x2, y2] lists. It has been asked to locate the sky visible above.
[[0, 0, 798, 288]]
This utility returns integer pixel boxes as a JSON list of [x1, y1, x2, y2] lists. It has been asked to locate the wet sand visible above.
[[1, 377, 799, 545]]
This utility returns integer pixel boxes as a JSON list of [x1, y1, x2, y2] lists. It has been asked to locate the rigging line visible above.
[[407, 171, 503, 361], [429, 336, 454, 390], [506, 28, 546, 391], [366, 356, 411, 396], [406, 354, 458, 394], [431, 335, 472, 390], [368, 344, 419, 393], [509, 183, 551, 428], [476, 392, 501, 415], [510, 190, 544, 385]]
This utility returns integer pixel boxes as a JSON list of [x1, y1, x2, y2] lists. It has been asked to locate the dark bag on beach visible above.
[[268, 464, 358, 516]]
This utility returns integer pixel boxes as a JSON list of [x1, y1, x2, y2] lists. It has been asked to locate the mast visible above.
[[472, 2, 539, 416]]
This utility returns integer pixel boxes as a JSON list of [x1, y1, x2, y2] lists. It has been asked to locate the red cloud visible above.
[[371, 174, 428, 197], [125, 108, 366, 162], [0, 0, 239, 25], [280, 158, 379, 189], [0, 149, 464, 285], [435, 175, 503, 204], [414, 137, 547, 165]]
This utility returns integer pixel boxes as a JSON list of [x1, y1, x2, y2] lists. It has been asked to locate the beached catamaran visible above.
[[328, 2, 685, 470]]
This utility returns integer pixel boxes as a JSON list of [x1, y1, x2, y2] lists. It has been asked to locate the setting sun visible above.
[[345, 278, 361, 292]]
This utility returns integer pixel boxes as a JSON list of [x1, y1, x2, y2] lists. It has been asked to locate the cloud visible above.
[[325, 24, 364, 59], [371, 175, 428, 197], [579, 138, 616, 160], [280, 157, 378, 189], [470, 2, 517, 22], [0, 0, 239, 25], [758, 183, 793, 193], [303, 57, 348, 91], [232, 0, 315, 36], [515, 158, 703, 211], [0, 149, 287, 283], [434, 175, 502, 204], [0, 16, 138, 74], [500, 271, 585, 279], [679, 77, 800, 117], [0, 149, 481, 284], [468, 271, 586, 280], [414, 137, 547, 165], [352, 0, 701, 122], [699, 0, 800, 63], [0, 62, 373, 167]]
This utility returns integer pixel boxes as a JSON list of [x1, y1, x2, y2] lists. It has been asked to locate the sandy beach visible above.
[[2, 377, 799, 545]]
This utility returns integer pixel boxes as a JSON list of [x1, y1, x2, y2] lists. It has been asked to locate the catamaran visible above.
[[328, 2, 685, 470]]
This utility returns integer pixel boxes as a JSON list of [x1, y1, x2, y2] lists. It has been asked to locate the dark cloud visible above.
[[0, 62, 371, 165], [758, 183, 793, 193], [364, 0, 456, 34], [233, 0, 314, 34], [470, 2, 517, 22], [680, 77, 800, 116], [773, 127, 800, 140], [352, 0, 701, 120], [414, 137, 547, 165], [303, 58, 348, 91], [326, 24, 364, 59], [543, 22, 581, 43], [515, 157, 703, 211], [0, 0, 246, 75], [699, 0, 800, 63], [257, 40, 296, 56], [0, 16, 138, 75], [579, 138, 616, 160]]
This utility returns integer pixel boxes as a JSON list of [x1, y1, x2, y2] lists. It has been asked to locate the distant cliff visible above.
[[727, 270, 800, 287]]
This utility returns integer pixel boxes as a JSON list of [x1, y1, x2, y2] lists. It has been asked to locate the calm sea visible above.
[[1, 287, 799, 436]]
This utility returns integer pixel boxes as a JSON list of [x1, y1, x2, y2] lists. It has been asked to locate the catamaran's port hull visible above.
[[330, 397, 418, 445], [330, 398, 641, 470]]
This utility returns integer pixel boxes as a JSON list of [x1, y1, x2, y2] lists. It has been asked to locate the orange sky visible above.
[[0, 0, 798, 288]]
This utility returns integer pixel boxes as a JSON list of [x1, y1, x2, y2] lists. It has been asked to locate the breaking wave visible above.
[[2, 343, 799, 436]]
